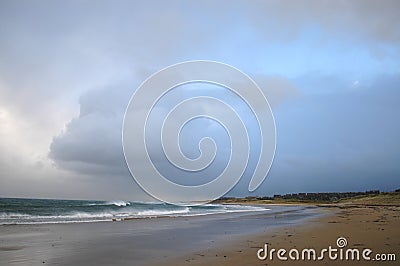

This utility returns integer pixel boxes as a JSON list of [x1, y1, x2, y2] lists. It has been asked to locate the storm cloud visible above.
[[0, 0, 399, 200]]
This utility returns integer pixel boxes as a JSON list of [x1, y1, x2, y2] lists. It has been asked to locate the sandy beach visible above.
[[162, 203, 399, 265], [0, 202, 398, 266], [0, 205, 316, 265]]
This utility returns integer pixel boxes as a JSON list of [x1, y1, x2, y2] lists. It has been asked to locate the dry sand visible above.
[[160, 204, 399, 265]]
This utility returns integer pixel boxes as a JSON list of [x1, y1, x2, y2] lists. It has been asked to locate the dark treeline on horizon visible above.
[[221, 189, 400, 202]]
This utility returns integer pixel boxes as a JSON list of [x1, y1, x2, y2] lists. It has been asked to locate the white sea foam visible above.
[[0, 201, 270, 225], [137, 207, 191, 216], [107, 200, 131, 206], [87, 200, 131, 207], [0, 212, 31, 218]]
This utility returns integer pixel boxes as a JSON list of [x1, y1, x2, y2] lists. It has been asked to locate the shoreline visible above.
[[1, 201, 398, 265], [0, 205, 317, 266], [161, 203, 399, 265]]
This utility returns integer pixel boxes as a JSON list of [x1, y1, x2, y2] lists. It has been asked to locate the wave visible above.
[[0, 212, 31, 218], [137, 207, 191, 216], [86, 200, 131, 207], [106, 200, 131, 206], [0, 198, 270, 225]]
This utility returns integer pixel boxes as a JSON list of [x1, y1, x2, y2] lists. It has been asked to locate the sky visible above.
[[0, 0, 399, 201]]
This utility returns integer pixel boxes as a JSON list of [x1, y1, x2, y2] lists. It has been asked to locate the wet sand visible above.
[[0, 205, 318, 266]]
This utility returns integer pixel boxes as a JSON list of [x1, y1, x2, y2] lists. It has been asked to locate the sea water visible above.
[[0, 197, 269, 224]]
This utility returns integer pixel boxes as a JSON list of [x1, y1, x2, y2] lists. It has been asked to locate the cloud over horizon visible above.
[[0, 0, 399, 200]]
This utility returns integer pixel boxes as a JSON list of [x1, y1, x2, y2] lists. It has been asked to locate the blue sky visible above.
[[0, 0, 399, 200]]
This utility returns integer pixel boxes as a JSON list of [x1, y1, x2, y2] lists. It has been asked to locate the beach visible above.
[[162, 203, 400, 265], [0, 202, 398, 265], [0, 205, 316, 265]]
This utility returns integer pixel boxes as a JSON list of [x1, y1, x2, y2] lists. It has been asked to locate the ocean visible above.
[[0, 197, 269, 225]]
